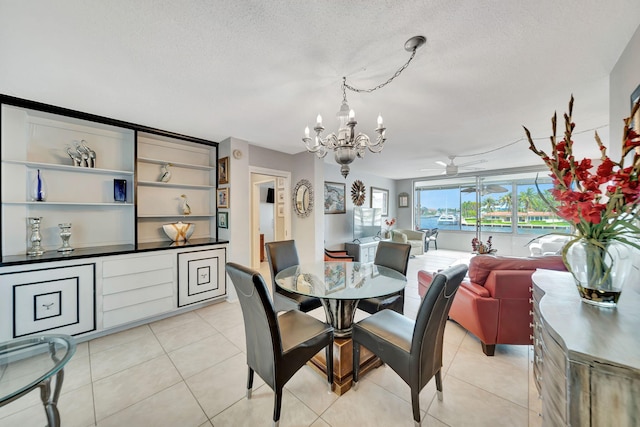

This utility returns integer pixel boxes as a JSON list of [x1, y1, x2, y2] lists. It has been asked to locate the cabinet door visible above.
[[0, 263, 95, 340], [178, 248, 226, 307]]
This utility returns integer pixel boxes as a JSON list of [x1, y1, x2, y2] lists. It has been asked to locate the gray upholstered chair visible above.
[[225, 262, 334, 427], [265, 240, 322, 312], [352, 264, 468, 426], [357, 241, 411, 315]]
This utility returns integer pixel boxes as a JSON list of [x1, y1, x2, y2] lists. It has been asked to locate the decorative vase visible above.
[[27, 217, 44, 256], [564, 238, 633, 307], [31, 169, 47, 202], [57, 223, 74, 252]]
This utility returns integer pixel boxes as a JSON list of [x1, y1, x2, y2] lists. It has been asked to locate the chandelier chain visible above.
[[343, 47, 418, 95]]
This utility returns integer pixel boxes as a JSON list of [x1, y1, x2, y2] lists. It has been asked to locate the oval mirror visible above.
[[293, 179, 313, 217]]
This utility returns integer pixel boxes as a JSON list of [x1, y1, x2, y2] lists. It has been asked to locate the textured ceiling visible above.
[[1, 1, 639, 179]]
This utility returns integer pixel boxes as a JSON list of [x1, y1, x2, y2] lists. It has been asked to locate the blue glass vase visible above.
[[31, 169, 47, 202]]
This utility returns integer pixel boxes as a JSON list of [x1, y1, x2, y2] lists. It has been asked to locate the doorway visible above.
[[250, 168, 291, 269]]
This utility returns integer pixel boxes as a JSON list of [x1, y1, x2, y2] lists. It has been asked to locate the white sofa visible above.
[[390, 229, 425, 256], [529, 235, 571, 256]]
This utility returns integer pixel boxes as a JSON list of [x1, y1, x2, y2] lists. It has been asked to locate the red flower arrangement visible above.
[[384, 217, 396, 229], [523, 96, 640, 247]]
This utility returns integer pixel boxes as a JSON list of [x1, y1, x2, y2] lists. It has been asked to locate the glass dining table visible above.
[[275, 261, 407, 337], [0, 334, 76, 427], [275, 261, 406, 394]]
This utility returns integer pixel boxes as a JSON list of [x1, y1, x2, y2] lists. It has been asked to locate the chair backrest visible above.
[[411, 263, 467, 388], [225, 262, 280, 389], [374, 241, 412, 276], [265, 240, 300, 286], [430, 228, 439, 237]]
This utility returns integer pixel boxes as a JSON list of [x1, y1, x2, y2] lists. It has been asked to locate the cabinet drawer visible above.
[[2, 264, 95, 339]]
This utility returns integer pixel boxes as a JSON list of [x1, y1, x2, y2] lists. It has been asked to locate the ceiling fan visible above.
[[421, 155, 487, 176]]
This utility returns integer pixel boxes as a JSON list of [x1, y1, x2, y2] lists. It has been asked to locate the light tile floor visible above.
[[0, 250, 543, 427]]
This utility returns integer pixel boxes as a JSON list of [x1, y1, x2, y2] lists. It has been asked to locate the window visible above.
[[414, 172, 569, 236]]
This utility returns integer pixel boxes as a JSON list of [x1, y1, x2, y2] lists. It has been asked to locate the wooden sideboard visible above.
[[531, 269, 640, 426]]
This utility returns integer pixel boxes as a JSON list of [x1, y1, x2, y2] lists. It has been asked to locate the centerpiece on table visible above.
[[524, 96, 640, 307], [471, 236, 496, 254]]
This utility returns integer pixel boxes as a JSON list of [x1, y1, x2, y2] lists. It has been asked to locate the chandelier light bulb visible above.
[[348, 109, 356, 122], [316, 114, 323, 127], [377, 114, 383, 128], [304, 126, 310, 138]]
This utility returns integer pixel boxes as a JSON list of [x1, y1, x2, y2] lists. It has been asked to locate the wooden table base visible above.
[[308, 337, 382, 395]]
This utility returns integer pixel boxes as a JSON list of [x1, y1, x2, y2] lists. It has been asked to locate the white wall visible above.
[[610, 24, 640, 159], [323, 163, 397, 250], [258, 184, 275, 243]]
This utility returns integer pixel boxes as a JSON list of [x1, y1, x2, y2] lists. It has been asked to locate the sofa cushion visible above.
[[391, 230, 408, 243], [469, 255, 566, 286]]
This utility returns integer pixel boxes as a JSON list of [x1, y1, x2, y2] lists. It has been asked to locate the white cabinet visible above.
[[177, 248, 226, 307], [345, 241, 380, 263], [0, 262, 95, 340], [102, 252, 175, 329]]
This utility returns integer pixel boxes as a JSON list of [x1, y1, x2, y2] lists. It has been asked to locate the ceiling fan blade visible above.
[[458, 159, 487, 167]]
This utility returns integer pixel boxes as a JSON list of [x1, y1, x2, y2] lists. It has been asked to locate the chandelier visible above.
[[302, 35, 426, 178]]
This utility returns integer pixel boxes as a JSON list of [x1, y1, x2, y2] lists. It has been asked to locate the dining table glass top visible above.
[[275, 261, 407, 300], [0, 334, 76, 405]]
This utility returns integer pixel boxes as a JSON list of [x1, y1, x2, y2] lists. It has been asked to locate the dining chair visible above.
[[225, 262, 334, 427], [352, 264, 468, 426], [357, 241, 411, 315], [324, 248, 355, 261], [265, 240, 323, 312], [425, 228, 439, 251]]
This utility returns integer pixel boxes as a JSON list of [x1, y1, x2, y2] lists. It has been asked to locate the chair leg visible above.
[[435, 370, 443, 401], [411, 387, 421, 425], [246, 366, 254, 399], [273, 387, 283, 427], [326, 342, 334, 393], [352, 341, 360, 390], [434, 241, 438, 250], [482, 342, 496, 356]]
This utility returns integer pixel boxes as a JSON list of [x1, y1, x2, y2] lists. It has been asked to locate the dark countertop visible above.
[[1, 238, 229, 267]]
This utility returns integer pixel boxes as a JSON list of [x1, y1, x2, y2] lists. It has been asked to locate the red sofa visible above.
[[418, 255, 567, 355]]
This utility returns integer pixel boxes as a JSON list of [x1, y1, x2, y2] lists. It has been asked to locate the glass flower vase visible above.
[[564, 238, 633, 307], [30, 169, 47, 202]]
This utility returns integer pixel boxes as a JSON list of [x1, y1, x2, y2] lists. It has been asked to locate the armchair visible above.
[[390, 228, 425, 256], [418, 255, 567, 355]]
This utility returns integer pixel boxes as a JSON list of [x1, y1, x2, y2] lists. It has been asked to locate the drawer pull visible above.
[[529, 298, 534, 304], [529, 310, 534, 316], [529, 322, 534, 328], [530, 334, 534, 341], [529, 286, 533, 292]]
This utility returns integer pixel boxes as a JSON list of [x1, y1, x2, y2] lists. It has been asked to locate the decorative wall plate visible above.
[[351, 180, 366, 206]]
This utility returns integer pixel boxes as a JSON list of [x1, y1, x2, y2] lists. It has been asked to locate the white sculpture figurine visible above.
[[159, 163, 172, 182], [180, 194, 191, 215]]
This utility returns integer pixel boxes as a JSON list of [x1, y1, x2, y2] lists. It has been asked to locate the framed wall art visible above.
[[324, 181, 346, 214], [218, 157, 229, 184], [217, 211, 228, 228], [632, 83, 640, 138], [398, 192, 409, 208], [370, 187, 389, 216], [216, 188, 229, 208]]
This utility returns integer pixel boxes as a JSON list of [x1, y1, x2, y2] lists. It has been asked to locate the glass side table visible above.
[[0, 334, 76, 427]]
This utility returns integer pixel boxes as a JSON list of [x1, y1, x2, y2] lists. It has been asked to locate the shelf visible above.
[[137, 214, 215, 218], [3, 201, 134, 206], [137, 157, 214, 171], [2, 160, 134, 175], [137, 180, 214, 189]]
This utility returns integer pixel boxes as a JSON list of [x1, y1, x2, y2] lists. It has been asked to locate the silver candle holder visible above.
[[27, 217, 45, 256], [57, 223, 74, 252]]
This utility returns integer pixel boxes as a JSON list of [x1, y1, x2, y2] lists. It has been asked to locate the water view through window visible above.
[[415, 174, 571, 236]]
